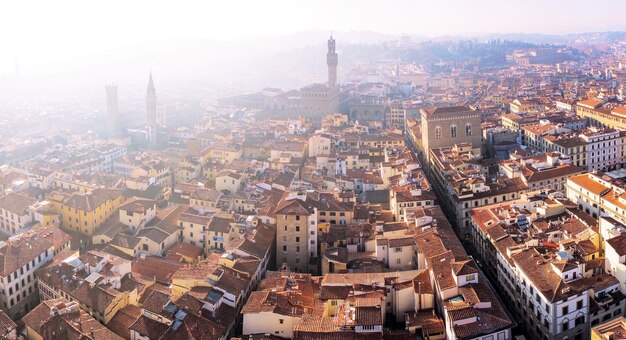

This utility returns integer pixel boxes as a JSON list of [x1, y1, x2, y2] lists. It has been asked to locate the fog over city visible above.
[[3, 0, 626, 97], [3, 1, 626, 339]]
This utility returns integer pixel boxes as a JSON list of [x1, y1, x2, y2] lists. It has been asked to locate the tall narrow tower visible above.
[[327, 35, 338, 90], [146, 72, 157, 128], [105, 84, 119, 136]]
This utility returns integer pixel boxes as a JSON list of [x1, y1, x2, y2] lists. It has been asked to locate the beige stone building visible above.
[[272, 190, 353, 274], [420, 106, 482, 161], [385, 101, 407, 131], [274, 193, 318, 273]]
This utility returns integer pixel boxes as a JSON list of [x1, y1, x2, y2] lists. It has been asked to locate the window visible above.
[[562, 319, 569, 331], [296, 226, 300, 232], [576, 300, 582, 309], [142, 244, 149, 251], [451, 125, 457, 138], [279, 319, 284, 324], [434, 126, 442, 140], [465, 123, 472, 136], [562, 306, 568, 315], [575, 316, 584, 326]]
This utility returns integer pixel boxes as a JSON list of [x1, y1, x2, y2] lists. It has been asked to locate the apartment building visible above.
[[0, 226, 71, 319], [576, 99, 626, 130], [37, 249, 137, 325], [468, 194, 624, 339], [203, 141, 243, 164], [413, 205, 515, 339], [385, 100, 407, 131], [47, 187, 125, 236], [566, 172, 626, 221], [428, 143, 527, 238], [500, 152, 583, 192], [274, 192, 318, 273], [23, 299, 123, 340], [178, 208, 239, 253], [0, 192, 38, 235]]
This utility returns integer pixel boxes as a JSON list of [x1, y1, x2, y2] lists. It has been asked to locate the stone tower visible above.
[[105, 84, 118, 136], [146, 72, 157, 128], [327, 35, 338, 90]]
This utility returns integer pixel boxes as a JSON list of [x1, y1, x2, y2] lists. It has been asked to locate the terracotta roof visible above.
[[132, 256, 183, 284], [119, 197, 156, 213], [23, 299, 123, 340], [422, 106, 476, 115], [0, 192, 37, 215], [0, 310, 16, 337], [107, 304, 141, 339], [0, 226, 71, 276], [59, 188, 124, 212], [607, 234, 626, 256], [355, 306, 382, 326], [319, 285, 353, 300], [165, 243, 204, 262], [511, 248, 582, 302], [451, 259, 479, 276], [405, 310, 444, 334]]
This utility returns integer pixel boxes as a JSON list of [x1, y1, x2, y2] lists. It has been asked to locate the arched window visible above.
[[435, 126, 442, 140], [465, 123, 472, 136], [450, 125, 457, 138], [562, 318, 570, 332]]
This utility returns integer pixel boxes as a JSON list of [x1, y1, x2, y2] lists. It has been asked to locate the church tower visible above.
[[146, 72, 157, 128], [327, 35, 338, 90], [105, 84, 119, 136]]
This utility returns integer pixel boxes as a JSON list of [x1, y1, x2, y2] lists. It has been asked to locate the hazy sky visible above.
[[2, 0, 626, 76]]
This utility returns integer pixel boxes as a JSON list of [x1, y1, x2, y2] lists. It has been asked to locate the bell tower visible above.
[[327, 35, 338, 90], [146, 71, 157, 143]]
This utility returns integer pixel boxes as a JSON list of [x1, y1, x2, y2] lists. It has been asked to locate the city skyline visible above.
[[3, 0, 626, 76], [3, 3, 626, 339]]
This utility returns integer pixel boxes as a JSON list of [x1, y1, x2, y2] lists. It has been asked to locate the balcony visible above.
[[595, 294, 613, 307]]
